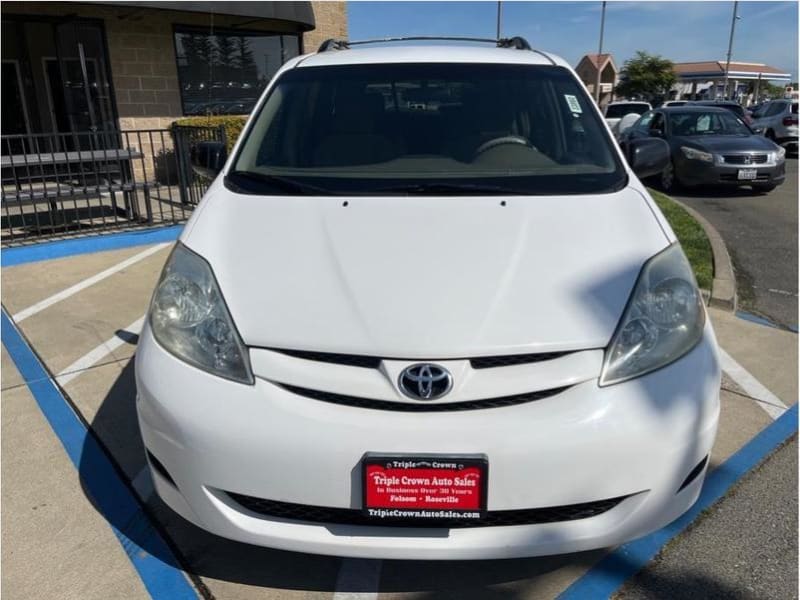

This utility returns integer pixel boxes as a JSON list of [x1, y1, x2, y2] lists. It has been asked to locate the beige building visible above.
[[575, 53, 618, 107], [1, 1, 347, 133]]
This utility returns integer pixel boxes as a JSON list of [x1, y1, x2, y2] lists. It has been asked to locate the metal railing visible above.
[[1, 126, 225, 245]]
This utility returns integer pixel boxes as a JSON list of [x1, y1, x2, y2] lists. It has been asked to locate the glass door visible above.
[[52, 20, 116, 147]]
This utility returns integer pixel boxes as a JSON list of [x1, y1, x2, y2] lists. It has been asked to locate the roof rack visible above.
[[317, 36, 533, 53]]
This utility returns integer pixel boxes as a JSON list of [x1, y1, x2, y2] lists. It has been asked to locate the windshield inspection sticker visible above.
[[565, 94, 582, 114]]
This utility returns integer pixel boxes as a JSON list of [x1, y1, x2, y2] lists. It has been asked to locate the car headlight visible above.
[[680, 146, 714, 163], [772, 146, 786, 163], [600, 243, 705, 386], [149, 242, 253, 384]]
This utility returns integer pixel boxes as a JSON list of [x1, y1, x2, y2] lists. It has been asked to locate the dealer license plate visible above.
[[737, 169, 758, 180], [363, 454, 488, 521]]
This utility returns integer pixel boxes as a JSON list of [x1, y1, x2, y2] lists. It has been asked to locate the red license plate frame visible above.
[[362, 454, 488, 522]]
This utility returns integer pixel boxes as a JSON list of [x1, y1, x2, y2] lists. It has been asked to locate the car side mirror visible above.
[[190, 141, 227, 179], [627, 137, 670, 179]]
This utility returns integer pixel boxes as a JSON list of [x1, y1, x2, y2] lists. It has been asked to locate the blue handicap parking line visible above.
[[1, 310, 197, 600], [558, 403, 798, 600], [2, 225, 183, 267]]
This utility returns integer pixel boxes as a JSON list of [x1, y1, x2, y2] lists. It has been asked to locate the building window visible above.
[[174, 26, 299, 116]]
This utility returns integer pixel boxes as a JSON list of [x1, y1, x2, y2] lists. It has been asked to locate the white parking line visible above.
[[332, 558, 382, 600], [719, 347, 789, 420], [55, 316, 145, 387], [12, 243, 169, 323]]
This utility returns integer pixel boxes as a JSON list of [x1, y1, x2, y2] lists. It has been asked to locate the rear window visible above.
[[668, 111, 751, 136], [229, 63, 626, 196], [605, 103, 650, 119]]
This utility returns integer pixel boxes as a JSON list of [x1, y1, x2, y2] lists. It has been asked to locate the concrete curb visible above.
[[670, 198, 737, 312]]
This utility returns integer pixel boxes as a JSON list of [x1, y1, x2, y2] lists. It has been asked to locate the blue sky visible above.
[[348, 1, 799, 80]]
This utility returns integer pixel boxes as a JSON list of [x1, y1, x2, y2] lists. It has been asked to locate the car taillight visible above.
[[783, 115, 798, 126]]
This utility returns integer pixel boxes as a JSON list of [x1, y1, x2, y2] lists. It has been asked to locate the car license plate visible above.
[[363, 454, 488, 521], [738, 168, 758, 180]]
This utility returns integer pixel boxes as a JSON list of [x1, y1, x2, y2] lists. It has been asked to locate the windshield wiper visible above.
[[374, 182, 528, 195], [227, 171, 336, 195]]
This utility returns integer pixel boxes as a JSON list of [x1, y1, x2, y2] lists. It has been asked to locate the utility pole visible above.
[[496, 1, 502, 39], [595, 1, 607, 105], [723, 1, 740, 100]]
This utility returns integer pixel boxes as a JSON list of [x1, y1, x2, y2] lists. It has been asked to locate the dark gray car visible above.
[[621, 106, 786, 193]]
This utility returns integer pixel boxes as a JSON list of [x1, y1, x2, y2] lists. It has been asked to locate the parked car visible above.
[[750, 99, 799, 153], [747, 102, 769, 119], [621, 106, 786, 193], [604, 100, 652, 135], [137, 37, 720, 560]]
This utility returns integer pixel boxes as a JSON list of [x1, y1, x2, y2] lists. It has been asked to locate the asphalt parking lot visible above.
[[1, 231, 797, 599], [675, 157, 798, 331]]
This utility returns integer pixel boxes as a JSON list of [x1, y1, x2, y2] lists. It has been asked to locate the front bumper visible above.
[[676, 157, 786, 187], [135, 323, 721, 560]]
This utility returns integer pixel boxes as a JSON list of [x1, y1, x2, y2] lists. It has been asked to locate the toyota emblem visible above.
[[398, 364, 453, 400]]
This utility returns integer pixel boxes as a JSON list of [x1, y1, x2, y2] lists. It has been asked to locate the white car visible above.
[[604, 100, 652, 135], [136, 36, 720, 560], [750, 99, 799, 152]]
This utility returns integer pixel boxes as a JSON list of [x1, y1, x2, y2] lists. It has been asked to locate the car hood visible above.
[[674, 134, 776, 153], [183, 185, 669, 357]]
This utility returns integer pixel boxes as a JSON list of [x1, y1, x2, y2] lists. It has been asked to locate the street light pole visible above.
[[595, 1, 607, 105], [723, 1, 740, 100], [496, 1, 502, 39]]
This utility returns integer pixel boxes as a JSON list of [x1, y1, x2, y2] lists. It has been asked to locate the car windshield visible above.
[[668, 111, 751, 136], [229, 63, 626, 196], [605, 103, 650, 118]]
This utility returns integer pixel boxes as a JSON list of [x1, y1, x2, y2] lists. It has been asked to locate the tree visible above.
[[615, 51, 676, 102]]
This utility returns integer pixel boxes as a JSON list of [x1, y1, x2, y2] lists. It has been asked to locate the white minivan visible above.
[[136, 37, 720, 560]]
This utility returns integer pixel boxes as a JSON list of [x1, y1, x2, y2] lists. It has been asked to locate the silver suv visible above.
[[751, 100, 799, 152]]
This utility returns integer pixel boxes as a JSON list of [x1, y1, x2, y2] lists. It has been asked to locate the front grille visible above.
[[722, 154, 768, 164], [225, 492, 631, 528], [269, 348, 576, 370], [470, 351, 573, 369], [271, 349, 381, 369], [278, 383, 570, 411]]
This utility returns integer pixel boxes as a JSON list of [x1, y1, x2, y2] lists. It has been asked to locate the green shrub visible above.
[[171, 115, 248, 152]]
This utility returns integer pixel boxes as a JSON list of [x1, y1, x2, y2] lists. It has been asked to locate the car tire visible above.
[[765, 129, 776, 141], [660, 161, 682, 193], [753, 184, 777, 193]]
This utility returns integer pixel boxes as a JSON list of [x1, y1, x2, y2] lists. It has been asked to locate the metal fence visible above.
[[1, 125, 226, 245]]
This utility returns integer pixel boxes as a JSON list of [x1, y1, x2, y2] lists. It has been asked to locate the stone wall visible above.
[[305, 2, 348, 53]]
